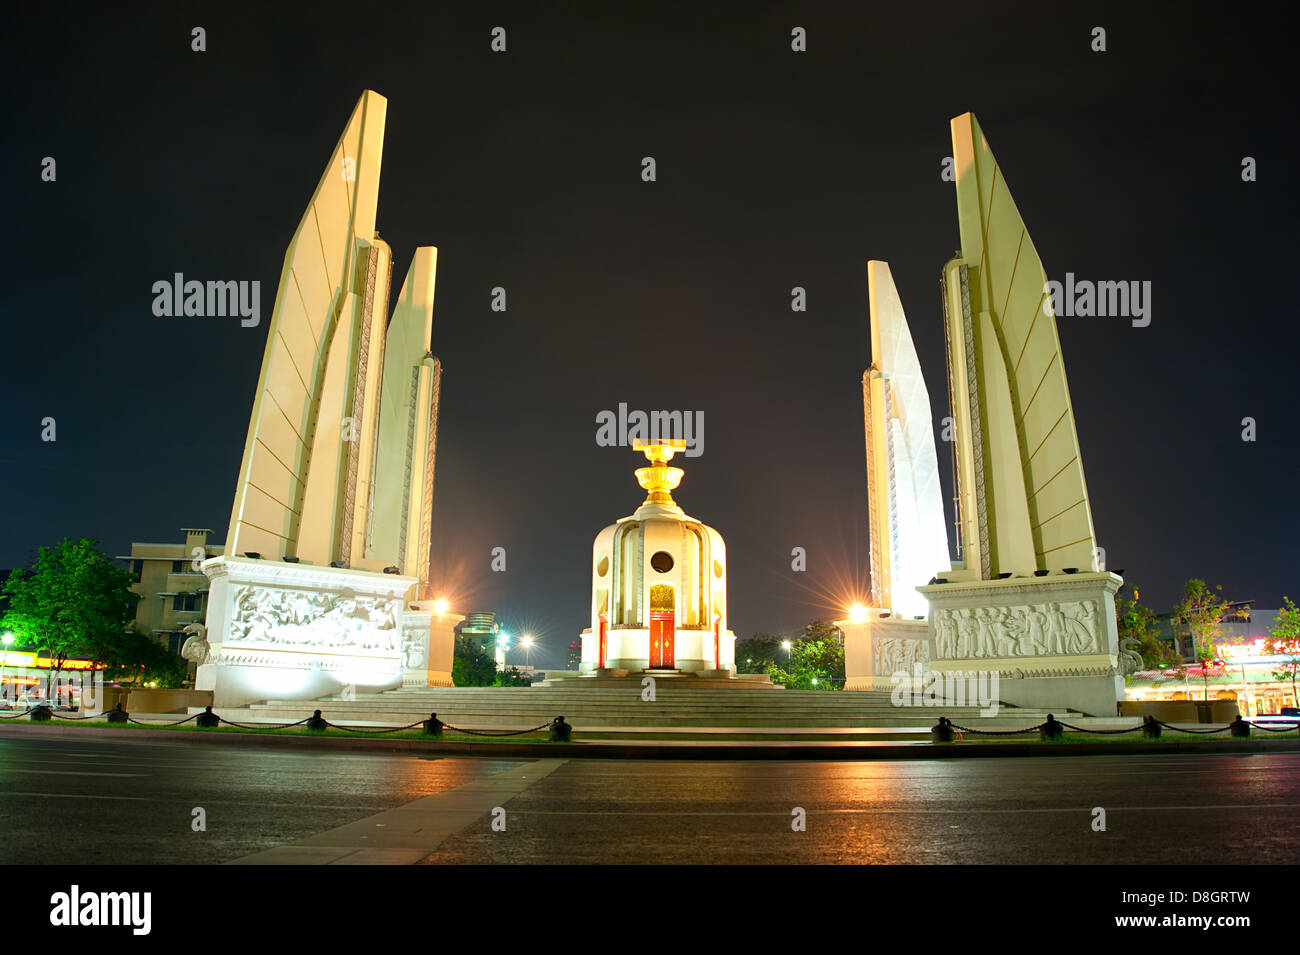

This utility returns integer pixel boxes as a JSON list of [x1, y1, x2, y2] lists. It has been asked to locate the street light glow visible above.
[[433, 598, 449, 615], [848, 603, 868, 623]]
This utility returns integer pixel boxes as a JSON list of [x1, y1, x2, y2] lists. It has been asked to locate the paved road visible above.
[[0, 733, 519, 864], [3, 733, 1297, 864], [430, 752, 1300, 864]]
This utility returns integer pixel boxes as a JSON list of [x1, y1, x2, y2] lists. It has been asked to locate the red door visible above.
[[598, 614, 607, 669], [649, 611, 675, 668]]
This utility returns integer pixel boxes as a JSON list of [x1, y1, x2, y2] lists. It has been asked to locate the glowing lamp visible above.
[[848, 603, 868, 623]]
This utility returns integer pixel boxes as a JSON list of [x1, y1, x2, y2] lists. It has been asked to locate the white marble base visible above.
[[196, 556, 417, 707], [841, 613, 931, 691], [585, 627, 737, 674], [398, 603, 459, 688], [918, 572, 1124, 716]]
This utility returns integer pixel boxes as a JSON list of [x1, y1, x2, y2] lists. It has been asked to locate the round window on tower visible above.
[[650, 551, 675, 574], [596, 556, 609, 577]]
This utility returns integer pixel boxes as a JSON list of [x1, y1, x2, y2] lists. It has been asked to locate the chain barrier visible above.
[[949, 722, 1045, 736], [1153, 720, 1228, 735], [215, 716, 314, 730], [321, 720, 426, 734], [944, 716, 1300, 739], [1059, 721, 1143, 735], [1247, 720, 1300, 733], [440, 722, 551, 737], [127, 713, 201, 728]]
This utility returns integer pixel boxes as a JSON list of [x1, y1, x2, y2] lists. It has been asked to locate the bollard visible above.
[[1141, 714, 1162, 739], [931, 716, 956, 743], [423, 712, 444, 737], [29, 703, 53, 722], [106, 703, 129, 724], [549, 715, 572, 743], [306, 709, 328, 731], [196, 706, 219, 728], [1229, 715, 1250, 738], [1039, 713, 1064, 741]]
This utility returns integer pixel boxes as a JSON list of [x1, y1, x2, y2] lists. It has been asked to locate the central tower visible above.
[[581, 441, 734, 675]]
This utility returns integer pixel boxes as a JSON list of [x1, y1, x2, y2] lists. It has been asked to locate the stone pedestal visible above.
[[841, 613, 932, 691], [196, 556, 417, 707], [399, 602, 459, 688], [918, 572, 1124, 716]]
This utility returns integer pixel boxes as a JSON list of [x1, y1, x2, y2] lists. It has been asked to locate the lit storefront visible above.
[[0, 648, 103, 708], [1126, 638, 1299, 716]]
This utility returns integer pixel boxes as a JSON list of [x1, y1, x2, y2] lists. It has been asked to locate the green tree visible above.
[[495, 666, 530, 687], [735, 634, 780, 673], [1265, 597, 1300, 708], [1116, 584, 1179, 672], [1172, 579, 1233, 702], [767, 620, 845, 690], [104, 630, 187, 688], [452, 634, 497, 686], [1, 538, 139, 696]]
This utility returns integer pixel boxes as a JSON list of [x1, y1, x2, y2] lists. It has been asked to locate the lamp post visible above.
[[0, 633, 13, 703], [521, 634, 534, 667]]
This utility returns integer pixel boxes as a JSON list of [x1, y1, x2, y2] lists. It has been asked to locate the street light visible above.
[[521, 634, 534, 665], [1, 633, 12, 702]]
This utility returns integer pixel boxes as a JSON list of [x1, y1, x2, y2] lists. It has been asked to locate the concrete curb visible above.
[[2, 724, 1298, 760]]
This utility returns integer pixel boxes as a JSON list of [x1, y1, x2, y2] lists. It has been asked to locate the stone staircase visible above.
[[214, 685, 1083, 730]]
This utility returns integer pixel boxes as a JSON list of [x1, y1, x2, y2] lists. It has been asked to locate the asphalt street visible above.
[[2, 732, 1296, 864]]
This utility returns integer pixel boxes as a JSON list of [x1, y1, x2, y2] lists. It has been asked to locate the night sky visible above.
[[3, 2, 1296, 668]]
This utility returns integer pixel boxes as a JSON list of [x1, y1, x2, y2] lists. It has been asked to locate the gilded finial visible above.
[[633, 439, 685, 506]]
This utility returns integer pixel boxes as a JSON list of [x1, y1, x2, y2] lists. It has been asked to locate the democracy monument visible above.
[[840, 112, 1124, 716], [191, 91, 458, 706], [572, 439, 751, 683], [192, 91, 1124, 719]]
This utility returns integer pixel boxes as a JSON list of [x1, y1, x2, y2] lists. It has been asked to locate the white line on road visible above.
[[0, 791, 149, 801], [3, 769, 147, 777], [508, 803, 1293, 815]]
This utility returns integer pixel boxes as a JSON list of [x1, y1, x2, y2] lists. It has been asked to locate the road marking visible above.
[[3, 769, 147, 777], [508, 803, 1293, 815], [0, 791, 149, 801], [233, 759, 568, 865]]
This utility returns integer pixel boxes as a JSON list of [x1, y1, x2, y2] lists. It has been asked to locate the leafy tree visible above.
[[1, 538, 139, 695], [767, 621, 845, 690], [1266, 597, 1300, 708], [104, 630, 187, 688], [735, 634, 780, 673], [1116, 585, 1180, 672], [495, 666, 530, 687], [1172, 579, 1233, 702], [452, 634, 497, 686], [802, 620, 843, 644]]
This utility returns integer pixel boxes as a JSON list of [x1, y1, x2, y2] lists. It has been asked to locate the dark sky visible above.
[[3, 2, 1296, 668]]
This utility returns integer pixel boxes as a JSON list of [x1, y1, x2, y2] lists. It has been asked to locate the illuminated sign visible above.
[[0, 650, 100, 670], [1216, 638, 1300, 663]]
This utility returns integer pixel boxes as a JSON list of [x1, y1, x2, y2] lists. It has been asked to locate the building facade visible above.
[[119, 529, 224, 653]]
